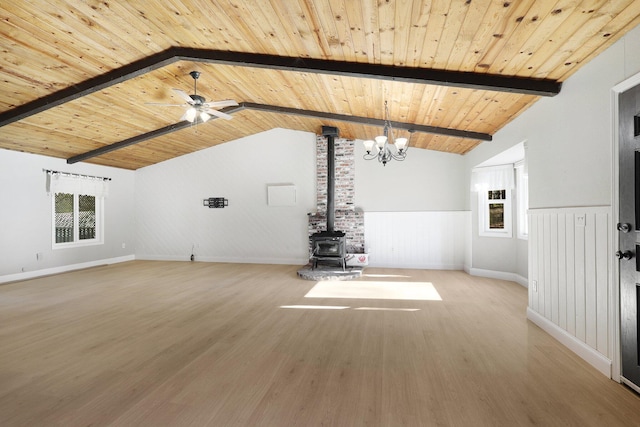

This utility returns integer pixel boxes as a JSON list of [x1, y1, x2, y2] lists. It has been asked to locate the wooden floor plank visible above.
[[0, 261, 638, 426]]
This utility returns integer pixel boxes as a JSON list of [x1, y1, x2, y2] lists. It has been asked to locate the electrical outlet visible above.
[[36, 252, 43, 261], [532, 280, 538, 292], [122, 243, 126, 249], [576, 214, 586, 227]]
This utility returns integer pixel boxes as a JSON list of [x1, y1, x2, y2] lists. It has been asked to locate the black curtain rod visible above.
[[43, 169, 111, 181]]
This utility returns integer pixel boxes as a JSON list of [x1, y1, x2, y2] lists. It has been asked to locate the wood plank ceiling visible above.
[[1, 0, 639, 170]]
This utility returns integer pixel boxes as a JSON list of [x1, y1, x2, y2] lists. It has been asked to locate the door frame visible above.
[[611, 70, 640, 386]]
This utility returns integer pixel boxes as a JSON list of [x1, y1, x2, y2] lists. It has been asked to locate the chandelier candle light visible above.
[[362, 101, 411, 166]]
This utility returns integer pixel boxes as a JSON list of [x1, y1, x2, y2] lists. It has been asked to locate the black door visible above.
[[618, 84, 640, 391]]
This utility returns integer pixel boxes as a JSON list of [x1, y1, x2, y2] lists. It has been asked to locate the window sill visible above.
[[479, 231, 513, 238], [53, 240, 103, 250]]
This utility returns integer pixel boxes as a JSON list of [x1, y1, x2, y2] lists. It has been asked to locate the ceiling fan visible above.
[[151, 71, 238, 123]]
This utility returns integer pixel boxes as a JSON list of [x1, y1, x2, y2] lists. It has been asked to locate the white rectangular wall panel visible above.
[[267, 184, 296, 206], [364, 211, 468, 270]]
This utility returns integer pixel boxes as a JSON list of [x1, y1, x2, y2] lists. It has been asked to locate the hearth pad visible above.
[[297, 264, 363, 281]]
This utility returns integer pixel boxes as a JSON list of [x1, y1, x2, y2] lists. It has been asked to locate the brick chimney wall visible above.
[[308, 135, 365, 254]]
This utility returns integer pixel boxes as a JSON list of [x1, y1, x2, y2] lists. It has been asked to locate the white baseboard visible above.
[[197, 255, 309, 265], [469, 268, 528, 288], [527, 307, 612, 378], [136, 254, 309, 266], [367, 263, 464, 270], [134, 254, 191, 262], [0, 255, 135, 284]]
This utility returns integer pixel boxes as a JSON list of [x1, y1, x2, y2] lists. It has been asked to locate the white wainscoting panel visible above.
[[364, 211, 468, 269], [528, 206, 612, 367]]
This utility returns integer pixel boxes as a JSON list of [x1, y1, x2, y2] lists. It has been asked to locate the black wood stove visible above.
[[310, 126, 347, 270], [311, 230, 346, 270]]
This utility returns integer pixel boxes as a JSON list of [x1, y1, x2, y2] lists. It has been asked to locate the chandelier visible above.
[[362, 101, 411, 166]]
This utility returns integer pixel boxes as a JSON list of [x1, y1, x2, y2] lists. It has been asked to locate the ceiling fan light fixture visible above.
[[199, 111, 211, 122], [183, 107, 197, 123], [149, 72, 237, 124]]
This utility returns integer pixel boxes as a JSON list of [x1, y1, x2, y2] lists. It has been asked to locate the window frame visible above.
[[478, 187, 513, 238], [52, 191, 104, 249], [515, 160, 529, 240]]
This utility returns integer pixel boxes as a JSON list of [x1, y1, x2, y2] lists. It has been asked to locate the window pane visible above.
[[55, 193, 74, 243], [488, 189, 506, 200], [78, 194, 96, 240], [489, 203, 504, 229]]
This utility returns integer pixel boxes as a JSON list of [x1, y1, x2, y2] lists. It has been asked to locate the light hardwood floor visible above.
[[0, 261, 638, 426]]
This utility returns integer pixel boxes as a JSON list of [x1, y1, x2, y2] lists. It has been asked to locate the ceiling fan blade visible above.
[[173, 89, 195, 104], [205, 108, 234, 120], [202, 100, 239, 108]]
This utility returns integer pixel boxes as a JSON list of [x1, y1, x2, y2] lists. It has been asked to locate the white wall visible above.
[[469, 191, 519, 274], [134, 128, 316, 264], [464, 24, 640, 377], [466, 25, 640, 209], [354, 140, 467, 211], [353, 138, 469, 269], [132, 128, 470, 268], [467, 143, 527, 280], [0, 149, 135, 281], [468, 187, 528, 283]]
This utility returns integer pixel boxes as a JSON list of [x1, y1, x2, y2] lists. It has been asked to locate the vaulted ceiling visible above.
[[1, 1, 639, 170]]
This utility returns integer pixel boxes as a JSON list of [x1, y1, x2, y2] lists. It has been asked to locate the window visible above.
[[479, 187, 512, 237], [488, 190, 507, 229], [515, 161, 528, 239], [54, 193, 101, 246], [47, 172, 107, 249], [472, 165, 513, 238]]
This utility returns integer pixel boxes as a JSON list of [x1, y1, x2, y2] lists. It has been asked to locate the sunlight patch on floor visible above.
[[279, 305, 420, 312], [304, 280, 442, 301], [363, 273, 412, 279], [280, 305, 350, 310], [353, 307, 420, 312]]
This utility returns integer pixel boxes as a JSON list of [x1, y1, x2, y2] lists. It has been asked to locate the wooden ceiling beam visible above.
[[177, 48, 561, 96], [1, 47, 561, 128], [67, 102, 491, 164], [242, 102, 492, 141], [0, 50, 176, 128], [66, 105, 246, 164]]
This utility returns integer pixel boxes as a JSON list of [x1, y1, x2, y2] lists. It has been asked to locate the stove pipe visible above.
[[322, 126, 339, 233]]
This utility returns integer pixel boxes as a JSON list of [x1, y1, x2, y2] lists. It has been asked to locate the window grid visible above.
[[52, 192, 102, 249]]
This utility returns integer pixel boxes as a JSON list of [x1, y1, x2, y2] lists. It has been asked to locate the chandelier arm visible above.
[[389, 152, 407, 161]]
